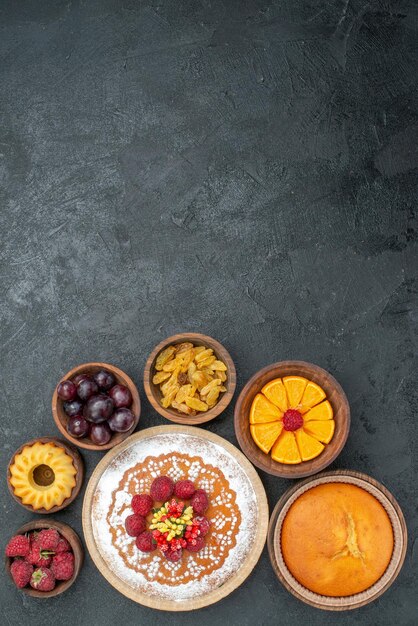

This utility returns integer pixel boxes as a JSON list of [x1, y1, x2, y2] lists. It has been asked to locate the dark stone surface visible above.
[[0, 1, 417, 624]]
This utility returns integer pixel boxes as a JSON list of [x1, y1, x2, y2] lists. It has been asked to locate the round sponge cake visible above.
[[281, 483, 394, 596]]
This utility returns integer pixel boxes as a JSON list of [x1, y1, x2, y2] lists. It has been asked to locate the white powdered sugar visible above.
[[91, 432, 258, 602]]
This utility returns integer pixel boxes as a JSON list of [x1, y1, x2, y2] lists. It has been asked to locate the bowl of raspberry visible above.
[[4, 519, 83, 598], [52, 362, 141, 451]]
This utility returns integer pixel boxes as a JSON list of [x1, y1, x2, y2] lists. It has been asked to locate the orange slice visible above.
[[250, 422, 284, 454], [303, 400, 333, 422], [304, 420, 335, 444], [261, 378, 288, 412], [271, 431, 302, 464], [283, 376, 308, 408], [295, 429, 325, 461], [250, 393, 283, 424], [299, 381, 326, 413]]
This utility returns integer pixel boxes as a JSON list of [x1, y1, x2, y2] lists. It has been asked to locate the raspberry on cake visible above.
[[125, 514, 146, 537], [194, 516, 210, 536], [186, 536, 205, 552], [123, 476, 211, 563], [135, 532, 156, 553], [190, 489, 209, 514], [174, 479, 195, 500], [150, 476, 174, 502], [132, 494, 153, 517]]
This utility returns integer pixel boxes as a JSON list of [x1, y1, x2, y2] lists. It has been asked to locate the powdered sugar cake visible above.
[[83, 426, 268, 610]]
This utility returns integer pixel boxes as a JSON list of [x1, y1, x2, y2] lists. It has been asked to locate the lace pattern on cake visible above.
[[106, 452, 242, 585]]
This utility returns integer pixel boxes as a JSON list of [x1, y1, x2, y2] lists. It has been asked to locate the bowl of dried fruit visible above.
[[144, 333, 236, 424], [52, 362, 141, 451], [4, 519, 83, 598]]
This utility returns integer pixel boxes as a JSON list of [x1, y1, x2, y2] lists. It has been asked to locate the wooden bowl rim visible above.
[[52, 362, 141, 451], [234, 360, 350, 478], [82, 425, 268, 611], [5, 518, 84, 598], [7, 436, 84, 514], [267, 469, 408, 610], [143, 333, 236, 425]]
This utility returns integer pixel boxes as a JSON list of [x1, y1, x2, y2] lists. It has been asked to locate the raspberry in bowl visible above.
[[52, 362, 141, 451], [4, 519, 83, 598]]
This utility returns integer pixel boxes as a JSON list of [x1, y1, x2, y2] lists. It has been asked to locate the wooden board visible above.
[[144, 332, 236, 424], [234, 361, 350, 478], [267, 470, 408, 610], [82, 425, 268, 611]]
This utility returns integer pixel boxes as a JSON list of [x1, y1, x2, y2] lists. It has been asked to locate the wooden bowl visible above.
[[234, 361, 350, 478], [267, 470, 407, 610], [5, 518, 83, 598], [144, 333, 236, 425], [7, 437, 84, 514], [52, 362, 141, 451]]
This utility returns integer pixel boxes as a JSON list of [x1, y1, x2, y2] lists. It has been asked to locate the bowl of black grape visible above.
[[52, 363, 141, 450]]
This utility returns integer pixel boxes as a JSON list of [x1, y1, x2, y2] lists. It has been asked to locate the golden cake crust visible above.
[[281, 483, 394, 596]]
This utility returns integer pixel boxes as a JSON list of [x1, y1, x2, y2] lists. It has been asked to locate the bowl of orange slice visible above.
[[234, 361, 350, 478]]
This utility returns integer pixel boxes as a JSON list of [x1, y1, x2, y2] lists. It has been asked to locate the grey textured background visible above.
[[1, 1, 417, 625]]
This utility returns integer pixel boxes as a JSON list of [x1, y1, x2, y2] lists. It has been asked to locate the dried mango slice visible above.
[[192, 371, 211, 390], [185, 397, 208, 411], [195, 349, 213, 363], [153, 371, 171, 385], [200, 378, 221, 396], [161, 386, 179, 408], [175, 384, 195, 404], [155, 346, 176, 370], [187, 361, 197, 383], [175, 342, 194, 354], [172, 401, 193, 414], [180, 349, 195, 371], [197, 356, 217, 369], [206, 387, 221, 407], [161, 368, 180, 395], [209, 360, 227, 371], [163, 357, 182, 372]]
